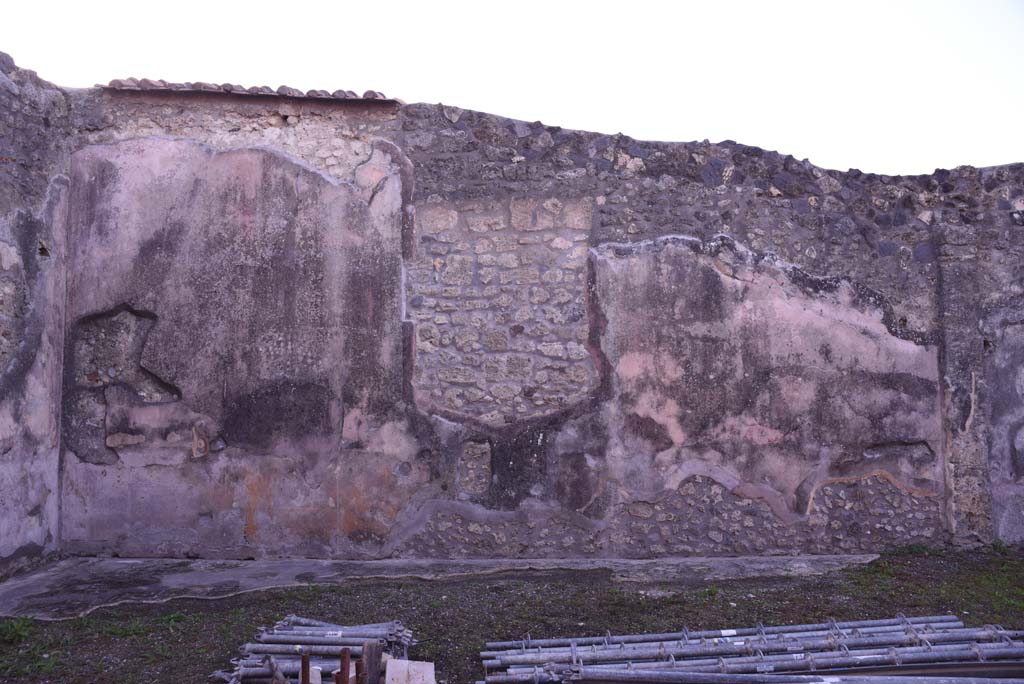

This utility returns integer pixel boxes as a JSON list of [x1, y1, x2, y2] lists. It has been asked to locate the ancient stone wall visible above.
[[0, 54, 69, 578], [1, 51, 1021, 568], [396, 103, 1021, 549], [408, 196, 596, 425], [60, 124, 418, 559]]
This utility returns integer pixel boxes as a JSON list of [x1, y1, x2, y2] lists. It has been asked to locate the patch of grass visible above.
[[28, 651, 59, 675], [972, 563, 1024, 612], [0, 550, 1020, 684], [101, 617, 149, 638], [847, 559, 898, 591], [991, 540, 1011, 556], [889, 543, 935, 556], [866, 560, 897, 578], [145, 642, 173, 664], [1, 642, 58, 677], [0, 617, 32, 645], [161, 611, 191, 632], [698, 584, 720, 599], [70, 615, 96, 633]]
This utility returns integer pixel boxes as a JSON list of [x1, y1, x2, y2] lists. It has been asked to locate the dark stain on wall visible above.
[[222, 381, 333, 450], [1, 210, 46, 396], [0, 51, 71, 578]]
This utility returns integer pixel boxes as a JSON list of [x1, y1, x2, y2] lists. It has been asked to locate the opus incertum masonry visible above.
[[1, 52, 1022, 579]]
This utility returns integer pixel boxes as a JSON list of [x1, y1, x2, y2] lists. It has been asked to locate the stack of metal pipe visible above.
[[212, 615, 415, 684], [479, 615, 1024, 684]]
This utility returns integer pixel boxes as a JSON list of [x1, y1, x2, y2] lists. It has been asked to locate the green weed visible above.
[[0, 618, 32, 645]]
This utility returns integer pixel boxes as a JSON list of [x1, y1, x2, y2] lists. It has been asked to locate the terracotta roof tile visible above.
[[102, 78, 395, 102]]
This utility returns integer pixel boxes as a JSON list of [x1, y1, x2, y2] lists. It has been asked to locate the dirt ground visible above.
[[1, 548, 1022, 684]]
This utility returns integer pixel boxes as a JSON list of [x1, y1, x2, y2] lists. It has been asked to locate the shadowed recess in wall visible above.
[[61, 304, 186, 465]]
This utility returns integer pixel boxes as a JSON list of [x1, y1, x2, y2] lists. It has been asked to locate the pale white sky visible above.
[[4, 0, 1022, 175]]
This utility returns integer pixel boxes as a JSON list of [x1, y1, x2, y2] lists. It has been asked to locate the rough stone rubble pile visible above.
[[211, 615, 428, 684], [478, 615, 1024, 683]]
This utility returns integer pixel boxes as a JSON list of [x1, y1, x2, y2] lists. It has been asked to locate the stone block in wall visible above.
[[510, 198, 592, 232]]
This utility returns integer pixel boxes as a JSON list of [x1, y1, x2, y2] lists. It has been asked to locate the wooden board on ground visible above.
[[384, 660, 436, 684]]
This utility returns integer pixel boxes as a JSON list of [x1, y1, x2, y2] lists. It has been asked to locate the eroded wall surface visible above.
[[985, 302, 1024, 543], [1, 50, 1021, 566], [0, 54, 69, 578], [396, 104, 1022, 549], [595, 237, 944, 528], [59, 135, 424, 557]]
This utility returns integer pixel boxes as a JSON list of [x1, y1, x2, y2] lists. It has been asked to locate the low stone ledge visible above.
[[0, 554, 877, 620]]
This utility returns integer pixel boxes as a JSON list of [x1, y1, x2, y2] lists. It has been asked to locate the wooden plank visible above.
[[384, 660, 436, 684], [362, 640, 383, 684]]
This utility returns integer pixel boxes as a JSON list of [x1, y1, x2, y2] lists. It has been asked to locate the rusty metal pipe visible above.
[[356, 656, 368, 684], [226, 615, 410, 684], [340, 647, 352, 684]]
